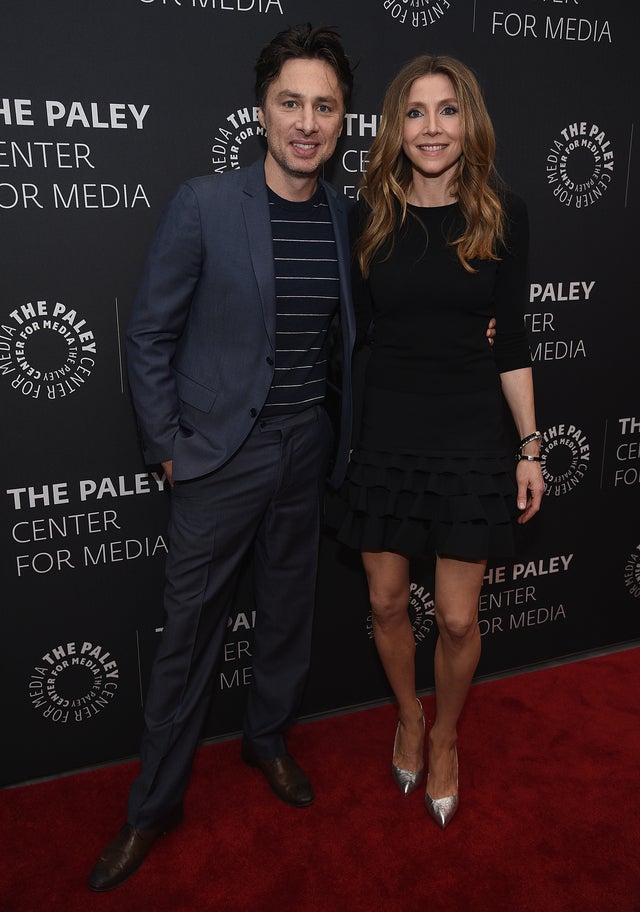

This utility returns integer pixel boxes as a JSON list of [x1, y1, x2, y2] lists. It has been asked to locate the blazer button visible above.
[[266, 357, 274, 366], [250, 408, 257, 417]]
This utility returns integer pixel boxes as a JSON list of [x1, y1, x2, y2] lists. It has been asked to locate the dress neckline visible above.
[[407, 200, 458, 212]]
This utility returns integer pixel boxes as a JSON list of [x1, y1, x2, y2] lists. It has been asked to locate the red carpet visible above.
[[2, 647, 639, 912]]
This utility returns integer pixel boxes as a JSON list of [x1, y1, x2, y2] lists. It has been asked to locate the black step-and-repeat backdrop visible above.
[[2, 0, 638, 787]]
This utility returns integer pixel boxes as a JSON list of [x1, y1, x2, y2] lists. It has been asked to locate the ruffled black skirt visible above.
[[330, 446, 518, 560]]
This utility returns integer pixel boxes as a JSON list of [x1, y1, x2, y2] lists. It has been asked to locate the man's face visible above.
[[258, 57, 345, 196]]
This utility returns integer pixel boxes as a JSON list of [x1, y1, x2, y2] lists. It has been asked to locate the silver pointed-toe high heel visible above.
[[391, 698, 425, 796], [425, 745, 459, 829]]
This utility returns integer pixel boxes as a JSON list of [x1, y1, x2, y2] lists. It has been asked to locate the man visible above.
[[88, 24, 356, 892]]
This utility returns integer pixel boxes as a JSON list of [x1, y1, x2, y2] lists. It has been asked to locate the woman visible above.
[[335, 55, 545, 828]]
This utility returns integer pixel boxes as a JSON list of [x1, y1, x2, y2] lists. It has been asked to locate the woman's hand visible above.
[[515, 459, 545, 523]]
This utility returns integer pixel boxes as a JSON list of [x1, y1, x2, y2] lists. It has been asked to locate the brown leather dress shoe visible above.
[[242, 743, 314, 807], [87, 805, 183, 892]]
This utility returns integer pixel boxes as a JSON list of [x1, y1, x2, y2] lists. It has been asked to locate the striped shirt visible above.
[[261, 185, 340, 416]]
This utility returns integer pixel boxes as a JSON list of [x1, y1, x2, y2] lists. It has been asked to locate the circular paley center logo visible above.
[[210, 106, 266, 173], [546, 121, 614, 209], [28, 641, 119, 724], [623, 546, 640, 599], [380, 0, 453, 29], [366, 579, 435, 644], [541, 424, 590, 497], [0, 299, 97, 400]]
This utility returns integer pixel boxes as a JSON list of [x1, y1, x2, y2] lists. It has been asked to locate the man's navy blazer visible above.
[[126, 157, 355, 486]]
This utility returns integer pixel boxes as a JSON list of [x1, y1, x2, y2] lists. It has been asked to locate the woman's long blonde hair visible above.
[[355, 54, 505, 276]]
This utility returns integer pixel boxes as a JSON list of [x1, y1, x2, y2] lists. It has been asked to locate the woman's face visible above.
[[401, 73, 462, 186]]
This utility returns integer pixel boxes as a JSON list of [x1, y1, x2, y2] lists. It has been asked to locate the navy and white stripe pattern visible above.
[[262, 185, 340, 416]]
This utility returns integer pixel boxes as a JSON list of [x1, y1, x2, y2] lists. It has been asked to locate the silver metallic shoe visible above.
[[391, 698, 425, 796], [425, 746, 459, 829]]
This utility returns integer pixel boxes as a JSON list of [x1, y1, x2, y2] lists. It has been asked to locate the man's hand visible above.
[[487, 317, 496, 346], [161, 460, 174, 488]]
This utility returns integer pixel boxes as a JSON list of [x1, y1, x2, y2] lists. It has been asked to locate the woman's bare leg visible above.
[[361, 550, 424, 771], [428, 554, 486, 799]]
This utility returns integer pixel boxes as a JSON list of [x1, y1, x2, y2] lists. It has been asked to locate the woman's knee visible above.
[[369, 588, 409, 628], [436, 609, 478, 642]]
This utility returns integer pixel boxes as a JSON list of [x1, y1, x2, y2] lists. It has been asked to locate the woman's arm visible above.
[[500, 366, 545, 524]]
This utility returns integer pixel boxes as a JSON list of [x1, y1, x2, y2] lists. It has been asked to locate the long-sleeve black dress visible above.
[[333, 193, 532, 559]]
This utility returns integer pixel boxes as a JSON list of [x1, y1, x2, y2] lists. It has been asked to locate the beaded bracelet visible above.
[[519, 431, 543, 450], [516, 430, 542, 462]]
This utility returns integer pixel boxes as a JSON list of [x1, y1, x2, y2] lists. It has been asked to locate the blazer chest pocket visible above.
[[175, 370, 217, 414]]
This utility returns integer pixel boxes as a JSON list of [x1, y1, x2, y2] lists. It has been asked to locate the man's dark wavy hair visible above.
[[255, 23, 354, 110]]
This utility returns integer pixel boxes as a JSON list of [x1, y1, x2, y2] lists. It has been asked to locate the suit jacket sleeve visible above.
[[126, 183, 203, 465]]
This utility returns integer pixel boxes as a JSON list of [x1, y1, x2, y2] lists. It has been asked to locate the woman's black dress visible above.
[[333, 195, 532, 560]]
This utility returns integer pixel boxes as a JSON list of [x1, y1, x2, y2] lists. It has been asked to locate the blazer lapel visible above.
[[242, 159, 276, 351], [321, 179, 356, 486]]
